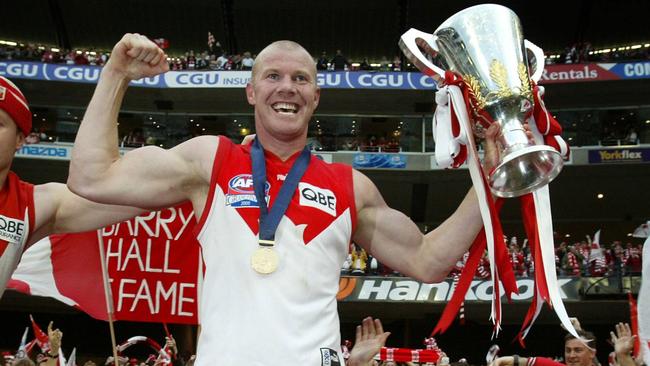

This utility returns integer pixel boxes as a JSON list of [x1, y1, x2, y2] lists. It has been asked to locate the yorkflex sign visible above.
[[4, 61, 650, 89], [588, 148, 650, 164], [336, 276, 581, 302]]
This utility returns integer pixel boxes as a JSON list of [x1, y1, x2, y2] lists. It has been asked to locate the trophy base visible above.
[[489, 145, 564, 198]]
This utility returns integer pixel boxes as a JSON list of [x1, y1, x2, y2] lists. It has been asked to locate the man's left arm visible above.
[[352, 123, 504, 283], [352, 170, 483, 283], [29, 182, 143, 244]]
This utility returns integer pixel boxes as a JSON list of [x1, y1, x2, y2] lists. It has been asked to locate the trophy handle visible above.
[[524, 40, 545, 82], [399, 28, 446, 80]]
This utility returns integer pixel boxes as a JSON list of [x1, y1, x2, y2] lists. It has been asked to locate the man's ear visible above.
[[313, 86, 321, 108], [245, 83, 256, 106], [15, 131, 25, 151]]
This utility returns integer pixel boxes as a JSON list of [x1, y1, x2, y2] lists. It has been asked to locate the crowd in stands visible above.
[[343, 234, 645, 278], [1, 316, 640, 366], [0, 42, 110, 66], [343, 317, 639, 366], [1, 317, 189, 366], [2, 36, 649, 74], [545, 42, 650, 65]]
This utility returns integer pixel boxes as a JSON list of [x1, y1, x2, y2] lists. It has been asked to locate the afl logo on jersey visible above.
[[225, 174, 270, 208]]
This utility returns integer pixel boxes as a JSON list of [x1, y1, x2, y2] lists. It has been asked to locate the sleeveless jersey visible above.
[[0, 171, 36, 298], [194, 137, 356, 366]]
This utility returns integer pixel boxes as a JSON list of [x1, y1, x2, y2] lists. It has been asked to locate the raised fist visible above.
[[104, 33, 169, 81]]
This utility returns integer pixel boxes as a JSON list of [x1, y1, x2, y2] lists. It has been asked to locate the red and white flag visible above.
[[153, 38, 169, 50], [29, 315, 49, 352], [8, 203, 201, 324]]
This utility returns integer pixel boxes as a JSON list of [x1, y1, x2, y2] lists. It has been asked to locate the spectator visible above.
[[74, 51, 89, 65], [624, 127, 638, 145], [196, 51, 209, 70], [208, 54, 219, 70], [476, 250, 491, 278], [360, 58, 371, 71], [122, 127, 145, 147], [563, 245, 582, 276], [231, 53, 242, 70], [509, 241, 526, 276], [392, 56, 402, 71], [625, 242, 642, 273], [379, 56, 390, 71], [331, 49, 349, 70], [491, 329, 598, 366], [186, 51, 196, 70], [207, 31, 222, 56], [25, 129, 40, 144], [240, 51, 254, 70], [317, 51, 329, 70]]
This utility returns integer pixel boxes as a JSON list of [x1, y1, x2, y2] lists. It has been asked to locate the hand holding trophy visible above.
[[400, 4, 563, 197], [399, 4, 578, 341]]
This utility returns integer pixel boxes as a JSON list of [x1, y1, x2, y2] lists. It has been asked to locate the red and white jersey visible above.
[[0, 172, 35, 298], [194, 137, 356, 365]]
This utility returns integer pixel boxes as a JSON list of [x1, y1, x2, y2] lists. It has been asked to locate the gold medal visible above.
[[251, 246, 279, 274]]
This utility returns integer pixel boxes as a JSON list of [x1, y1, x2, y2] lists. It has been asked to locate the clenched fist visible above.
[[104, 33, 169, 81]]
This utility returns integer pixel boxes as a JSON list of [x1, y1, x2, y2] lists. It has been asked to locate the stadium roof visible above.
[[3, 0, 650, 60]]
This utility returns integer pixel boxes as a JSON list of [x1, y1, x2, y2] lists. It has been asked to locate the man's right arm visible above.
[[68, 34, 215, 209]]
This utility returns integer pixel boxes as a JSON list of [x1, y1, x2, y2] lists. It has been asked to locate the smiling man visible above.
[[68, 33, 499, 365]]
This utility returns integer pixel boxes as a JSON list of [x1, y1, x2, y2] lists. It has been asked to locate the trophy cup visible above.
[[399, 4, 563, 197]]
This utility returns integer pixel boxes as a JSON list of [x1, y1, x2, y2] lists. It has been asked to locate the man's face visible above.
[[0, 109, 25, 171], [246, 47, 320, 141], [565, 338, 595, 366]]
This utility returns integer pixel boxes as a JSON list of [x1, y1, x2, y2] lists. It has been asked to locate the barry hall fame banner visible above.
[[8, 202, 201, 324]]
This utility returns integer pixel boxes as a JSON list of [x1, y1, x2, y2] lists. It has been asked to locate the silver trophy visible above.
[[400, 4, 563, 197]]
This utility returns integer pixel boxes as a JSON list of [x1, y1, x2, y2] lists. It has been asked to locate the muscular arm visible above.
[[352, 170, 483, 283], [352, 123, 503, 283], [68, 34, 214, 210], [29, 182, 144, 245]]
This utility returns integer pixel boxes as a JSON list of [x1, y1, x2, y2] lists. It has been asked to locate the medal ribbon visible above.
[[251, 138, 311, 243]]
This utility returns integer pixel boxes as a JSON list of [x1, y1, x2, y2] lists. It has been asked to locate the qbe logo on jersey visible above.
[[299, 182, 337, 216], [0, 214, 26, 244], [225, 174, 270, 208], [320, 348, 341, 366]]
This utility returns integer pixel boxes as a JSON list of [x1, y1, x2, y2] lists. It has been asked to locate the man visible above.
[[68, 33, 499, 365], [491, 328, 612, 366], [0, 76, 141, 298], [331, 49, 349, 70]]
